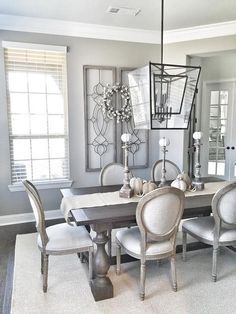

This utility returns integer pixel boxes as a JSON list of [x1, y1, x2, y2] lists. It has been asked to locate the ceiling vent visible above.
[[106, 6, 140, 16]]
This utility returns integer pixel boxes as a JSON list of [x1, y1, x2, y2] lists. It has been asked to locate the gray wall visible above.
[[2, 30, 236, 217], [0, 30, 160, 216]]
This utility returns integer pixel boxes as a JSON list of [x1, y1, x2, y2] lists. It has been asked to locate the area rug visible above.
[[11, 233, 236, 314]]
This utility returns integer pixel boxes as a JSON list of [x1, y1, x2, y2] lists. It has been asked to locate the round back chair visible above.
[[151, 159, 180, 182], [212, 182, 236, 227], [136, 186, 185, 242], [99, 162, 125, 186]]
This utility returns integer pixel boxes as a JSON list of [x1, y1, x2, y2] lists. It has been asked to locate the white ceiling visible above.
[[1, 0, 236, 31], [1, 0, 236, 44]]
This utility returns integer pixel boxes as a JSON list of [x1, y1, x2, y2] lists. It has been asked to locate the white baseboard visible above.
[[0, 210, 63, 226]]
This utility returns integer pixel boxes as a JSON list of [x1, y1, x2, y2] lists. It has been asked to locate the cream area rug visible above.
[[11, 233, 236, 314]]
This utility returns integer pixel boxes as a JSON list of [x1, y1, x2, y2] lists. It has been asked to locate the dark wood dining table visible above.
[[60, 179, 227, 302]]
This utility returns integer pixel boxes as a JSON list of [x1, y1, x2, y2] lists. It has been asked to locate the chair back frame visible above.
[[136, 186, 185, 259], [151, 159, 180, 182], [23, 180, 49, 249], [212, 182, 236, 245], [99, 162, 125, 186]]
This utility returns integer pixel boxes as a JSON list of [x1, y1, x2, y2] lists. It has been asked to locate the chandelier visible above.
[[128, 0, 201, 129]]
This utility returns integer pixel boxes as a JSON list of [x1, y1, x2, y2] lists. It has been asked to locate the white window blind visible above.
[[3, 42, 70, 184]]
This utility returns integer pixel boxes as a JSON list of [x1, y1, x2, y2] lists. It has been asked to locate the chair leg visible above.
[[170, 255, 177, 292], [108, 229, 112, 258], [116, 242, 121, 275], [88, 247, 93, 282], [43, 254, 49, 293], [212, 246, 219, 282], [140, 261, 146, 301], [41, 252, 44, 274], [182, 231, 187, 261]]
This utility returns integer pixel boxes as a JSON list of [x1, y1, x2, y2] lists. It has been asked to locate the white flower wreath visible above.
[[103, 83, 132, 123]]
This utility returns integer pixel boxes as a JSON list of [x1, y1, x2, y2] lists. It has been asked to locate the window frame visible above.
[[3, 41, 72, 191]]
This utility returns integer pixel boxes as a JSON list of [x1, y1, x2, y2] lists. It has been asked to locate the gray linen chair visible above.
[[99, 162, 125, 186], [151, 159, 180, 182], [116, 186, 185, 300], [99, 162, 128, 257], [23, 180, 93, 292], [182, 181, 236, 281]]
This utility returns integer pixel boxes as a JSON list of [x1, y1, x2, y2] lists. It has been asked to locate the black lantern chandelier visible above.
[[128, 0, 201, 129]]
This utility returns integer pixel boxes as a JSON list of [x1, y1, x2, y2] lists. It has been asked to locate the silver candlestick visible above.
[[119, 133, 134, 198], [158, 137, 170, 187], [192, 131, 204, 190]]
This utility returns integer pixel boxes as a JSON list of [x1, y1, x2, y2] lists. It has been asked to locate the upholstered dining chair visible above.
[[99, 162, 127, 257], [182, 182, 236, 282], [116, 187, 185, 300], [23, 180, 94, 292], [99, 162, 125, 186], [151, 159, 180, 182]]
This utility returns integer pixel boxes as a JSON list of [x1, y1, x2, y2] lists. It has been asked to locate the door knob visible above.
[[231, 146, 235, 150], [226, 146, 230, 150]]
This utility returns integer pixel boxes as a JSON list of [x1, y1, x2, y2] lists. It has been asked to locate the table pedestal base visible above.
[[91, 277, 113, 301], [92, 227, 114, 301]]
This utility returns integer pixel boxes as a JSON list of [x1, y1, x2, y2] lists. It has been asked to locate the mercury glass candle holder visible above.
[[158, 137, 170, 187], [119, 133, 134, 198], [192, 131, 204, 190]]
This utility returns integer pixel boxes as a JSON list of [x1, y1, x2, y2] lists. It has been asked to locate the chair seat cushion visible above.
[[38, 223, 93, 254], [116, 227, 173, 258], [182, 216, 236, 244]]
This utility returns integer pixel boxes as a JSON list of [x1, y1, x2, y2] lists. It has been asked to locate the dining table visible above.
[[60, 179, 229, 301]]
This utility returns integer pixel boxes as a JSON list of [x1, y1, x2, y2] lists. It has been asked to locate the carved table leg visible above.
[[90, 228, 113, 301]]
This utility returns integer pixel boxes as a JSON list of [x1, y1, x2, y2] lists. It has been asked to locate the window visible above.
[[3, 41, 70, 186]]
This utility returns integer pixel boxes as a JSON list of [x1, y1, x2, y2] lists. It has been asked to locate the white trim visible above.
[[165, 20, 236, 44], [0, 14, 160, 44], [2, 40, 67, 52], [8, 180, 73, 192], [0, 209, 63, 226], [1, 14, 236, 44]]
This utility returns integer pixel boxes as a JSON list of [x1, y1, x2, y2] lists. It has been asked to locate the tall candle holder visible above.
[[119, 133, 134, 198], [192, 131, 204, 190], [158, 137, 170, 187]]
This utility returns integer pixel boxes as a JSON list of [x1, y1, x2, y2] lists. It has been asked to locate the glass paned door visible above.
[[203, 82, 236, 180]]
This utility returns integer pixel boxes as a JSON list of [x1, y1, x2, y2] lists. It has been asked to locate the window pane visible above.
[[210, 106, 218, 117], [50, 159, 66, 178], [29, 94, 47, 114], [220, 91, 228, 104], [217, 162, 225, 176], [208, 161, 216, 175], [10, 93, 28, 113], [8, 72, 28, 92], [32, 160, 49, 180], [12, 161, 29, 181], [49, 138, 65, 158], [209, 119, 218, 129], [12, 139, 31, 160], [11, 114, 30, 135], [30, 115, 47, 135], [46, 74, 61, 93], [28, 73, 46, 93], [31, 139, 49, 159], [210, 91, 219, 105], [48, 115, 64, 134], [220, 105, 227, 119], [209, 148, 217, 161], [47, 94, 64, 114]]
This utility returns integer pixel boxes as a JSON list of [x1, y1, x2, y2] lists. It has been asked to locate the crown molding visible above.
[[0, 14, 236, 44], [0, 14, 160, 44], [165, 20, 236, 44]]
